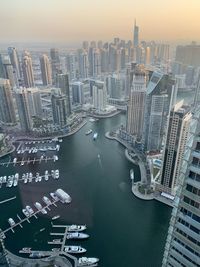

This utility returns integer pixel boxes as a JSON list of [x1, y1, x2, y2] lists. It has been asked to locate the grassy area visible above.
[[153, 167, 160, 178]]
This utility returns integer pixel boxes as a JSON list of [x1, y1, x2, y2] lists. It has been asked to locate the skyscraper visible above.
[[162, 108, 200, 267], [158, 101, 192, 196], [22, 52, 34, 88], [78, 50, 89, 79], [8, 47, 22, 82], [15, 88, 33, 131], [126, 70, 146, 140], [1, 56, 16, 87], [56, 73, 71, 116], [40, 54, 52, 86], [0, 78, 16, 125], [66, 53, 77, 81], [133, 20, 139, 47], [26, 88, 43, 117], [51, 93, 67, 128], [92, 81, 107, 113], [142, 71, 176, 153], [50, 48, 61, 84]]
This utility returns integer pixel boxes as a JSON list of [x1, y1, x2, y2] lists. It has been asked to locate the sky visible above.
[[0, 0, 200, 44]]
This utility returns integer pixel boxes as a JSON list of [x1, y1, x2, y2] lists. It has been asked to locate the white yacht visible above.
[[64, 246, 86, 254], [67, 225, 86, 232], [52, 215, 60, 220], [85, 129, 92, 135], [34, 202, 43, 211], [54, 169, 59, 179], [13, 177, 18, 187], [8, 218, 15, 227], [66, 232, 89, 240], [130, 169, 134, 180], [42, 196, 51, 205], [22, 208, 30, 217], [38, 176, 42, 182], [93, 132, 98, 140], [50, 192, 59, 201], [44, 173, 49, 181], [26, 206, 34, 215], [78, 257, 99, 266]]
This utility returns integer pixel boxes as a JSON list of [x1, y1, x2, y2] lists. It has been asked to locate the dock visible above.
[[0, 196, 16, 205]]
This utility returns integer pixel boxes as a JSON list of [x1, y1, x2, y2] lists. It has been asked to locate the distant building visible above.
[[133, 20, 139, 47], [77, 50, 89, 79], [175, 43, 200, 67], [107, 74, 123, 100], [92, 81, 107, 112], [22, 51, 34, 88], [71, 81, 90, 105], [162, 107, 200, 267], [15, 88, 33, 131], [8, 47, 22, 83], [50, 48, 61, 84], [1, 56, 16, 87], [26, 88, 43, 117], [0, 78, 16, 125], [40, 54, 52, 86], [66, 53, 77, 81], [56, 73, 71, 116], [51, 93, 68, 128], [158, 101, 192, 195]]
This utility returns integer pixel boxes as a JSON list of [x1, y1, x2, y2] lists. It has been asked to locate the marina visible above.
[[0, 188, 71, 237], [0, 169, 60, 188], [0, 155, 59, 167]]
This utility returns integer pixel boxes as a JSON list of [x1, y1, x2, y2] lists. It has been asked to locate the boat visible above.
[[54, 169, 59, 179], [64, 246, 86, 254], [8, 218, 15, 227], [38, 176, 42, 182], [42, 196, 51, 205], [66, 232, 89, 240], [44, 174, 49, 181], [24, 178, 28, 184], [22, 208, 30, 217], [85, 129, 93, 135], [34, 202, 43, 211], [50, 192, 59, 201], [67, 225, 86, 232], [52, 239, 61, 243], [89, 118, 95, 122], [52, 215, 60, 220], [93, 133, 98, 140], [40, 228, 45, 232], [29, 252, 43, 258], [26, 205, 34, 215], [13, 177, 18, 187], [130, 169, 134, 180], [78, 257, 99, 266], [19, 247, 32, 253]]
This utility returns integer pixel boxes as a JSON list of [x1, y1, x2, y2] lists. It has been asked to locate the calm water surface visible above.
[[0, 113, 172, 267]]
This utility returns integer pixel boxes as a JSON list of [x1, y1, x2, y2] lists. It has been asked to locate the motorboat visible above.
[[66, 232, 89, 240], [67, 225, 86, 232], [24, 177, 28, 184], [15, 173, 19, 179], [50, 192, 59, 201], [44, 173, 49, 181], [13, 177, 18, 187], [52, 215, 60, 220], [38, 176, 42, 182], [64, 246, 86, 254], [34, 202, 43, 211], [130, 169, 134, 180], [93, 132, 98, 140], [85, 129, 92, 135], [8, 218, 15, 227], [42, 196, 51, 205], [19, 247, 32, 253], [22, 208, 30, 217], [26, 205, 34, 215], [52, 239, 61, 243], [78, 257, 99, 266], [54, 169, 59, 179]]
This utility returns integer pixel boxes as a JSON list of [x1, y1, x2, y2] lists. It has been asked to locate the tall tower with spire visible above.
[[133, 20, 139, 47]]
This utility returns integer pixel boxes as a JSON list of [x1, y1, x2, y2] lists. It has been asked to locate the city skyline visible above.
[[0, 0, 200, 44]]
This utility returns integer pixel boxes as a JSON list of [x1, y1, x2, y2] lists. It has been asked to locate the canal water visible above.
[[0, 90, 194, 267]]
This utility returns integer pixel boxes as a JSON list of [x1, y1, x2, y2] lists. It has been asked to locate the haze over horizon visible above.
[[0, 0, 200, 45]]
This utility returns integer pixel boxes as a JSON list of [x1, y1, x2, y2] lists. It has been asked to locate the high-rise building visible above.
[[1, 56, 16, 87], [107, 74, 123, 99], [100, 48, 109, 73], [8, 47, 22, 82], [175, 43, 200, 67], [133, 20, 139, 47], [142, 71, 176, 153], [40, 54, 52, 86], [158, 101, 192, 196], [66, 53, 77, 81], [93, 49, 101, 77], [126, 71, 146, 140], [56, 73, 71, 116], [0, 78, 16, 124], [15, 88, 33, 131], [22, 51, 34, 88], [78, 50, 89, 79], [50, 48, 61, 84], [162, 108, 200, 267], [26, 88, 43, 117], [92, 81, 107, 112], [51, 93, 67, 127]]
